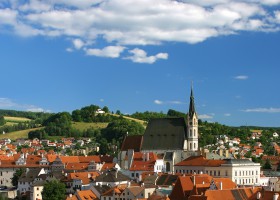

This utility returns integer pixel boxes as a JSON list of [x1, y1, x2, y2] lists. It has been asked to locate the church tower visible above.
[[187, 85, 198, 151]]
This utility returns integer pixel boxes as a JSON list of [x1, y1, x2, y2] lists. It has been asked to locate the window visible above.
[[194, 130, 196, 137], [194, 143, 196, 149], [235, 171, 237, 176], [225, 171, 228, 176], [256, 171, 258, 175], [132, 173, 134, 177], [190, 129, 192, 137], [37, 187, 39, 190]]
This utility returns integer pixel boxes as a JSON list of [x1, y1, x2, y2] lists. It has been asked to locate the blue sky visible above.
[[1, 0, 280, 127]]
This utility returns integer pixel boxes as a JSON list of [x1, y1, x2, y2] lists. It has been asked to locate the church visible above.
[[118, 86, 200, 172]]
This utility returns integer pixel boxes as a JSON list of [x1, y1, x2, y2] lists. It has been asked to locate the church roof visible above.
[[188, 86, 196, 119], [141, 118, 187, 150], [121, 135, 143, 152]]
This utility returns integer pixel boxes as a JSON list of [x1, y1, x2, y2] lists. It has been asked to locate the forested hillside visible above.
[[1, 106, 280, 156]]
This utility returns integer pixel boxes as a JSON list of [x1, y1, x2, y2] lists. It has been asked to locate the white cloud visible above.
[[125, 48, 168, 64], [100, 99, 104, 102], [224, 113, 231, 116], [0, 97, 50, 112], [66, 48, 73, 52], [73, 39, 85, 49], [153, 99, 185, 105], [1, 0, 280, 62], [198, 114, 214, 119], [0, 98, 17, 107], [26, 107, 51, 113], [85, 46, 125, 58], [235, 95, 241, 99], [154, 100, 163, 105], [234, 75, 248, 80], [242, 107, 280, 113], [260, 0, 280, 6]]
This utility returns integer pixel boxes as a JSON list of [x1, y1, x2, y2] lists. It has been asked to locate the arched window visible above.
[[194, 129, 196, 137], [190, 129, 192, 137], [190, 143, 192, 150], [194, 143, 196, 149]]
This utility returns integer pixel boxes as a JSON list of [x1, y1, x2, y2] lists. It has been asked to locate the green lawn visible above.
[[109, 114, 147, 126], [72, 122, 108, 131], [0, 127, 44, 140]]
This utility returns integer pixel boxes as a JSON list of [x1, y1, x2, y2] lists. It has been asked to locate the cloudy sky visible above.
[[1, 0, 280, 126]]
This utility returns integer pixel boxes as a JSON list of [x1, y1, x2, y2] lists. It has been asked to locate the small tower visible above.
[[187, 84, 198, 151]]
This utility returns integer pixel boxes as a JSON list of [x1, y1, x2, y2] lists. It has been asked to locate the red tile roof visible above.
[[76, 190, 98, 200], [175, 156, 225, 167]]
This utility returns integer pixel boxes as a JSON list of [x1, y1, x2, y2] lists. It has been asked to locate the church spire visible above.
[[188, 83, 196, 119]]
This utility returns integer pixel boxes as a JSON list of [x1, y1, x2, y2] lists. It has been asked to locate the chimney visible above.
[[220, 181, 223, 190], [146, 153, 149, 161], [193, 176, 196, 186], [273, 193, 279, 200]]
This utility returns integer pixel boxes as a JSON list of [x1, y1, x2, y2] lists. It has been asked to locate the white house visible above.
[[174, 156, 261, 186], [96, 109, 105, 114]]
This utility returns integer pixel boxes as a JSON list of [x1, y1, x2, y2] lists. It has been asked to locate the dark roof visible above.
[[222, 159, 255, 165], [95, 169, 130, 183], [93, 185, 111, 195], [143, 174, 158, 185], [156, 174, 179, 186], [19, 168, 42, 182], [142, 118, 187, 150], [121, 135, 143, 152]]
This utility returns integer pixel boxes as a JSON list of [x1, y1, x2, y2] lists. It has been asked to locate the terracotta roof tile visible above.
[[76, 190, 98, 200], [175, 156, 225, 167]]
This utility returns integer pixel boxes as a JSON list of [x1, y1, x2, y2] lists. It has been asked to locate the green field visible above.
[[0, 127, 44, 140], [110, 114, 147, 126], [4, 116, 32, 122], [72, 122, 109, 131]]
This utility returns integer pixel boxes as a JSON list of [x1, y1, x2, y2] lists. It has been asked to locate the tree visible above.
[[102, 119, 145, 143], [12, 168, 25, 187], [42, 180, 66, 200], [102, 106, 109, 113], [263, 159, 272, 170], [0, 116, 5, 126]]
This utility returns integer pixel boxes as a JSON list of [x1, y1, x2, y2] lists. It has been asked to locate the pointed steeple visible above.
[[188, 83, 196, 119]]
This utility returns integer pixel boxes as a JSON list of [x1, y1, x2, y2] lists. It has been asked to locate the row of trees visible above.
[[72, 105, 113, 122], [0, 109, 52, 120], [0, 121, 40, 134]]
